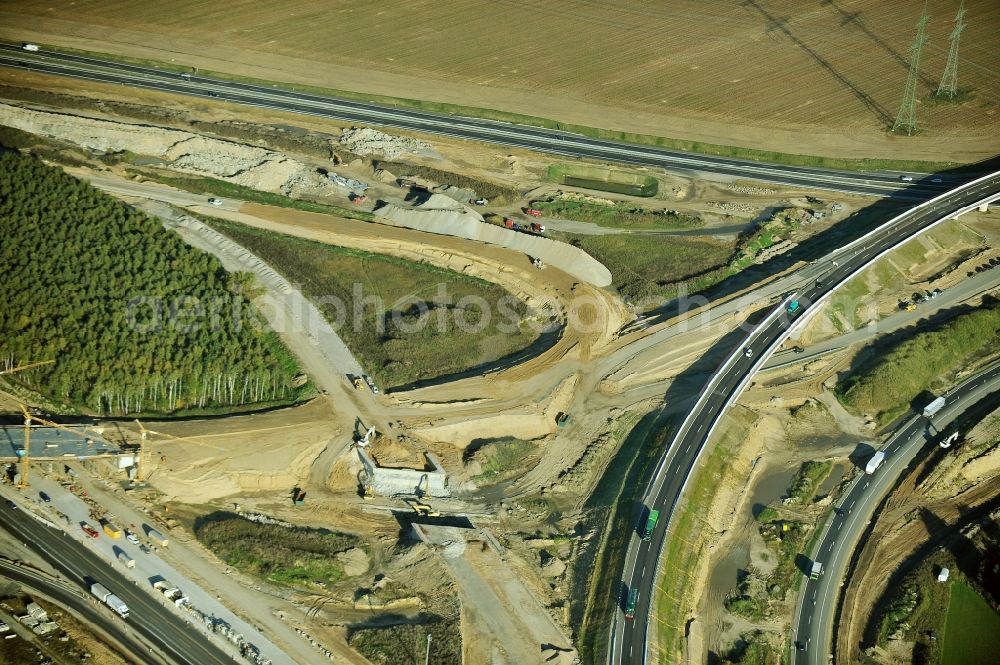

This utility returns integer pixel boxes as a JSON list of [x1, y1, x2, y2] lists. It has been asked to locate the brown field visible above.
[[1, 0, 998, 161]]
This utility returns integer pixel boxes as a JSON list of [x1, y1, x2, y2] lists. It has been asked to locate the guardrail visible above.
[[633, 174, 999, 664]]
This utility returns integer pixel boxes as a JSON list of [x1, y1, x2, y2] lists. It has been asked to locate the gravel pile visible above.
[[339, 126, 437, 160]]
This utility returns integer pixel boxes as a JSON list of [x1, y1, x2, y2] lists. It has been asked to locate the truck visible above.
[[922, 395, 946, 418], [21, 43, 39, 52], [525, 208, 543, 218], [642, 509, 659, 541], [102, 521, 123, 539], [145, 526, 168, 547], [865, 450, 886, 475], [786, 300, 801, 315], [115, 549, 135, 569], [90, 583, 129, 618], [809, 561, 824, 580], [624, 588, 638, 620]]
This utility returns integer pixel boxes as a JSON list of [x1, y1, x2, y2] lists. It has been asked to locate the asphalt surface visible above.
[[0, 43, 961, 198], [0, 504, 236, 665], [610, 173, 1000, 665], [0, 558, 170, 664], [792, 362, 1000, 664]]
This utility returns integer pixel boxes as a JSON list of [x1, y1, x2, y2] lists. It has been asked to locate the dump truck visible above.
[[529, 222, 545, 233], [90, 583, 129, 618], [865, 450, 886, 475], [145, 526, 168, 547], [922, 395, 946, 418], [642, 509, 659, 541], [809, 561, 824, 580], [102, 521, 123, 539]]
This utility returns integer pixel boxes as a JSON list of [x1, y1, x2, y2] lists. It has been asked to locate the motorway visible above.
[[0, 558, 169, 664], [0, 43, 959, 198], [610, 172, 1000, 665], [792, 362, 1000, 664], [0, 503, 236, 665]]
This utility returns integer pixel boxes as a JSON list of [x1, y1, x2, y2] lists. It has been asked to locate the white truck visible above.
[[922, 395, 946, 418], [90, 583, 130, 618], [865, 450, 886, 475], [115, 549, 135, 569]]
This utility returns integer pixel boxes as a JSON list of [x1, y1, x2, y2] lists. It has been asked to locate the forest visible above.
[[0, 149, 306, 415]]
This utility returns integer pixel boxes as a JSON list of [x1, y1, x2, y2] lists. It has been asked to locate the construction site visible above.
[[0, 11, 998, 664]]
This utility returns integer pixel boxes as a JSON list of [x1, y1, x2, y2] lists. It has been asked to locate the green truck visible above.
[[624, 588, 638, 620], [642, 509, 659, 541]]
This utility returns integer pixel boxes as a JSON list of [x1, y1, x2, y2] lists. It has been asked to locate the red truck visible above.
[[525, 208, 542, 217]]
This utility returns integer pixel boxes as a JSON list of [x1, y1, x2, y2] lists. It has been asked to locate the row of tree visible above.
[[0, 150, 304, 415]]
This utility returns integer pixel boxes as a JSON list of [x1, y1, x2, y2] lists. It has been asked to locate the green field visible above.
[[205, 218, 538, 389], [530, 198, 702, 231], [563, 233, 734, 303], [942, 582, 1000, 665]]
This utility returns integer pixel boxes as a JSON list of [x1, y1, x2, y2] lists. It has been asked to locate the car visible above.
[[362, 374, 379, 394], [208, 197, 223, 206], [815, 280, 824, 289], [744, 347, 753, 358], [791, 346, 804, 354], [6, 500, 17, 510], [931, 177, 943, 183], [125, 531, 140, 545], [473, 198, 488, 206], [139, 544, 151, 554], [38, 491, 51, 503], [209, 92, 220, 97], [899, 175, 914, 182], [81, 522, 100, 538], [179, 72, 192, 79]]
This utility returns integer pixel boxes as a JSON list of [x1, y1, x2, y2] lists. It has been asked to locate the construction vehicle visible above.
[[865, 450, 886, 475], [904, 301, 917, 312], [363, 374, 379, 394], [503, 219, 515, 229], [102, 520, 123, 539], [922, 395, 946, 418], [525, 208, 543, 218], [556, 413, 571, 428], [532, 257, 545, 270], [292, 488, 306, 506], [405, 498, 440, 517], [351, 375, 364, 390], [90, 583, 129, 618], [529, 222, 545, 233], [642, 509, 659, 541], [81, 522, 100, 538], [351, 194, 369, 205]]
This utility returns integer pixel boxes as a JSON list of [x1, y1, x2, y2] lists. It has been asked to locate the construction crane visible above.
[[16, 404, 108, 488], [0, 359, 54, 376]]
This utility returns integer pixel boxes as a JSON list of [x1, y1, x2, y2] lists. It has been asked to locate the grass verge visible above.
[[837, 300, 1000, 423], [38, 43, 967, 173], [125, 169, 376, 221], [529, 197, 702, 231], [203, 217, 539, 389], [349, 614, 461, 665]]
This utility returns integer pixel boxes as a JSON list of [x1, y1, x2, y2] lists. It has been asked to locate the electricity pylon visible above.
[[936, 1, 967, 99], [892, 7, 930, 136]]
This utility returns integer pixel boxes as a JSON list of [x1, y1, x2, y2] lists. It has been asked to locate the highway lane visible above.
[[0, 504, 236, 665], [792, 362, 1000, 664], [0, 558, 172, 664], [0, 43, 962, 198], [610, 173, 1000, 665]]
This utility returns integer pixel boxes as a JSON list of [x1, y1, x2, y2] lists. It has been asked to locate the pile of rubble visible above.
[[339, 126, 436, 159]]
